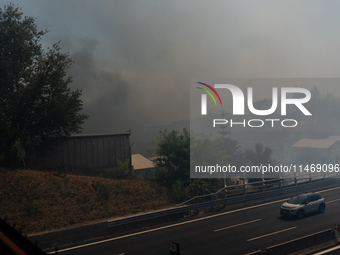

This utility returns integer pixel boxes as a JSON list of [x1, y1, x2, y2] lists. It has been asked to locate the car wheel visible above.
[[318, 204, 325, 213], [297, 210, 304, 219]]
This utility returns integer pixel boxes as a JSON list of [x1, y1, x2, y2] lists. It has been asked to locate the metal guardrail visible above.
[[107, 172, 340, 228], [176, 171, 339, 207]]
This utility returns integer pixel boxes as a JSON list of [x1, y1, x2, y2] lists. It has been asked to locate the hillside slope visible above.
[[0, 168, 173, 234]]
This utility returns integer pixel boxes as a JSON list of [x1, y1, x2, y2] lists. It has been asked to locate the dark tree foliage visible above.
[[153, 128, 190, 186], [244, 143, 273, 166], [0, 4, 88, 167], [244, 143, 275, 183], [218, 137, 244, 169], [151, 129, 229, 201]]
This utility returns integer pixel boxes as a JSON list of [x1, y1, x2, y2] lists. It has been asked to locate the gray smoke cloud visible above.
[[66, 38, 131, 133], [3, 0, 340, 155]]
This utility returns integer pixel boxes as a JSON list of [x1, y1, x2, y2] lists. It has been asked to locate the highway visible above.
[[51, 187, 340, 255]]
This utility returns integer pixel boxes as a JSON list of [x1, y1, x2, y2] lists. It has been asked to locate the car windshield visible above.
[[287, 196, 306, 204]]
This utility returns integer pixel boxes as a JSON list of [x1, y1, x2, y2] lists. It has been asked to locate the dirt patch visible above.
[[0, 168, 173, 235]]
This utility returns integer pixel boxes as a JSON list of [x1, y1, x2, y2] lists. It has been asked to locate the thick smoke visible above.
[[65, 38, 131, 133], [4, 0, 340, 156]]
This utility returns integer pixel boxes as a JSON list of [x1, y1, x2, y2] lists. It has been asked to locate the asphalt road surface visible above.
[[51, 186, 340, 255]]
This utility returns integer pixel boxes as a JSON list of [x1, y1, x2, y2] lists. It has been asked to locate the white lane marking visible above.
[[313, 245, 340, 255], [247, 226, 297, 242], [214, 219, 262, 232], [319, 186, 340, 193], [244, 251, 262, 255], [247, 228, 332, 254], [48, 185, 340, 253], [267, 228, 331, 249], [117, 253, 125, 255], [326, 198, 340, 204], [49, 201, 289, 253]]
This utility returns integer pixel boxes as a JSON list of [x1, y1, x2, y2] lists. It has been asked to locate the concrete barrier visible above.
[[261, 229, 335, 254]]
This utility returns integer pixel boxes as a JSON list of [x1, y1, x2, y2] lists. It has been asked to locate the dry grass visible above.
[[0, 168, 173, 234]]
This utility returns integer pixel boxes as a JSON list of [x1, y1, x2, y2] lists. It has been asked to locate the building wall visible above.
[[29, 133, 131, 174], [133, 166, 168, 180], [133, 167, 156, 179], [292, 147, 340, 165]]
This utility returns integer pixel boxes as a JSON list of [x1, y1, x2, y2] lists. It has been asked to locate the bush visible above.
[[92, 182, 112, 199], [117, 159, 131, 178], [171, 180, 184, 201]]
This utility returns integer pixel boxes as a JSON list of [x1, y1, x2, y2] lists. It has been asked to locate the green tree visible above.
[[218, 137, 244, 169], [244, 143, 273, 166], [0, 4, 88, 167], [190, 133, 226, 167], [244, 143, 275, 182], [151, 129, 226, 201], [151, 128, 190, 186]]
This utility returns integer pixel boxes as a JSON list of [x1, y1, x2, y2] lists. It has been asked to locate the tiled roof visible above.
[[292, 137, 340, 149], [132, 154, 156, 170]]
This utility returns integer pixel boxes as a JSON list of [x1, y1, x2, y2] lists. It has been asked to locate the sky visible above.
[[2, 1, 340, 145]]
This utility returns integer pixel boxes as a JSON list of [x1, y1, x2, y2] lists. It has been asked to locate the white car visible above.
[[280, 193, 326, 219]]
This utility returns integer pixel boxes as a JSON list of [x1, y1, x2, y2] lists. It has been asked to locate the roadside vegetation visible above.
[[149, 128, 275, 203], [0, 4, 88, 168], [0, 3, 278, 238], [0, 168, 172, 234], [0, 128, 275, 236]]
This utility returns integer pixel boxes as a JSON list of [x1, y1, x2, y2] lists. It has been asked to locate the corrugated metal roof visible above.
[[292, 137, 340, 149], [69, 133, 130, 138], [132, 154, 156, 170]]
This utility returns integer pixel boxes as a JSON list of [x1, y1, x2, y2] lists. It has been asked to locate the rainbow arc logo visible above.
[[196, 82, 222, 115]]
